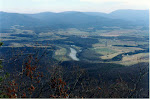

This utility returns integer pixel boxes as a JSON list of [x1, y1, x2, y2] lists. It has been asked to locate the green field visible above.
[[93, 47, 117, 55]]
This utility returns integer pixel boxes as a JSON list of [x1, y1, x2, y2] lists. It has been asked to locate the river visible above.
[[69, 48, 79, 61]]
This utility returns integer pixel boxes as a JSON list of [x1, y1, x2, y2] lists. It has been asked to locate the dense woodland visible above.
[[0, 43, 149, 98]]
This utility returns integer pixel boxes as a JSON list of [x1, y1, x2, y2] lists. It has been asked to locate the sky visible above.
[[0, 0, 149, 13]]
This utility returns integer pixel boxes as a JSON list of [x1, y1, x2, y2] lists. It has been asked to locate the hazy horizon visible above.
[[0, 0, 149, 14], [0, 9, 149, 14]]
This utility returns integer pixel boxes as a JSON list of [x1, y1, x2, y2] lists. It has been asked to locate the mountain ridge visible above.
[[0, 9, 149, 30]]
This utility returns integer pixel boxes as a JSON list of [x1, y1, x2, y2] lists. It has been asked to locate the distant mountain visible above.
[[27, 12, 57, 21], [83, 12, 108, 17], [28, 11, 135, 29], [109, 9, 149, 21], [0, 11, 45, 29], [0, 9, 149, 31], [109, 9, 149, 25], [83, 9, 149, 26]]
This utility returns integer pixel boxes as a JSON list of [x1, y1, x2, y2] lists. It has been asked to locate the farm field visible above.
[[0, 26, 149, 66]]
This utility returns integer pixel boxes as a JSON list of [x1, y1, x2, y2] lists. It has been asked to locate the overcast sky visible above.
[[0, 0, 149, 13]]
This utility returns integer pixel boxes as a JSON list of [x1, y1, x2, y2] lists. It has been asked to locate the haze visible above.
[[0, 0, 149, 13]]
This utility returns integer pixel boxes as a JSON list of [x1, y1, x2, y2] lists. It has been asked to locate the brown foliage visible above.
[[0, 47, 148, 98]]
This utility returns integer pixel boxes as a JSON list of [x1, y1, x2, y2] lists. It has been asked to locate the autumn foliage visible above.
[[0, 46, 149, 98]]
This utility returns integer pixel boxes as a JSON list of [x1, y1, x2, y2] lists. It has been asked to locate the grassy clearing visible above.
[[96, 39, 138, 48], [100, 52, 123, 59], [38, 32, 54, 36], [99, 29, 148, 37], [55, 47, 67, 56], [92, 38, 146, 61], [122, 53, 149, 61], [111, 46, 144, 52], [53, 47, 70, 61], [115, 53, 149, 66], [92, 47, 117, 55], [57, 28, 89, 36]]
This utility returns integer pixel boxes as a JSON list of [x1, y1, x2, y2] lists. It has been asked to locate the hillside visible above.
[[1, 9, 148, 30], [0, 12, 45, 29]]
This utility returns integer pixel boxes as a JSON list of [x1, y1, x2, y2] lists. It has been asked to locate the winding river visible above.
[[69, 48, 79, 61]]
